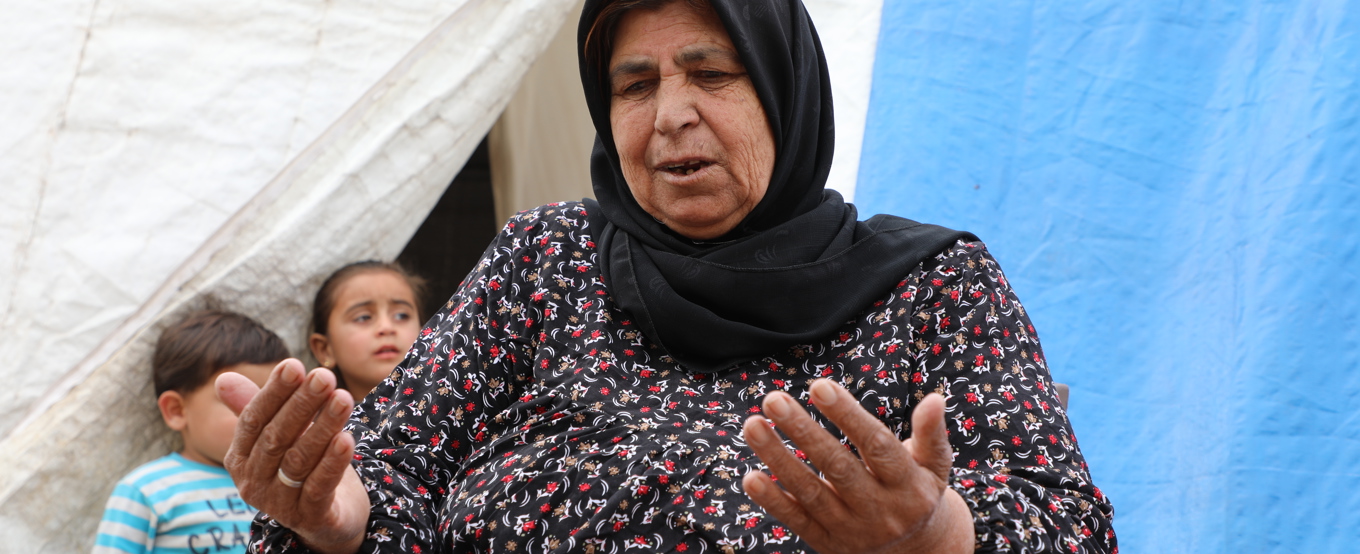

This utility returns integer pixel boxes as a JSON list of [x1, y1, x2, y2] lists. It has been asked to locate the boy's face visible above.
[[169, 362, 273, 467]]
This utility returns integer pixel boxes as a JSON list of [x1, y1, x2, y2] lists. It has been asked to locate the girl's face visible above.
[[309, 270, 421, 399]]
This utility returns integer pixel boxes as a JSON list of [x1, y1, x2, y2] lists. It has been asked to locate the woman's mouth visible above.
[[660, 160, 714, 176], [374, 345, 402, 358]]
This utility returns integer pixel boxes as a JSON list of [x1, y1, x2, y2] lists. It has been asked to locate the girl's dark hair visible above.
[[584, 0, 710, 77], [153, 311, 290, 397], [311, 260, 428, 336]]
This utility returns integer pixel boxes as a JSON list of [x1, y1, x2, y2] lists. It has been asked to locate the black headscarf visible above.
[[578, 0, 976, 373]]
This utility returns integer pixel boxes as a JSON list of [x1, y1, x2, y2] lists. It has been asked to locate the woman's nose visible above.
[[654, 77, 699, 135]]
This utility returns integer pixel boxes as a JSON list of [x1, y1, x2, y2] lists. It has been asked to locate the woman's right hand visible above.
[[216, 359, 370, 554]]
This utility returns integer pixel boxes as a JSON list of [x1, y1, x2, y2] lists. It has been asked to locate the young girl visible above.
[[308, 260, 427, 400]]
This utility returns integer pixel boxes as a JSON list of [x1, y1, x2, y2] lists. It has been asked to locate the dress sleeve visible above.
[[249, 214, 540, 553], [906, 241, 1116, 554]]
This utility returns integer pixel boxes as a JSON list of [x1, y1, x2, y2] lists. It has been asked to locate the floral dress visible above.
[[252, 202, 1116, 553]]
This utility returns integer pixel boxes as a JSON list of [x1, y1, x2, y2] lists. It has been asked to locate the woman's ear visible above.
[[157, 390, 187, 431], [309, 333, 334, 368]]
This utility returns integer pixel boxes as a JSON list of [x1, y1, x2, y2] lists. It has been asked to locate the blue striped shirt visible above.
[[93, 453, 257, 554]]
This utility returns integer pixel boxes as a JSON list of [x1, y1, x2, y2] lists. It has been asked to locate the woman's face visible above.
[[608, 1, 776, 240]]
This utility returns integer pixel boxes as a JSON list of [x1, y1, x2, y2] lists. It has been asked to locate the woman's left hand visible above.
[[743, 380, 975, 554]]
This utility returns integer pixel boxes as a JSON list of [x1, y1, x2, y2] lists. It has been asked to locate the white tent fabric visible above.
[[801, 0, 883, 199], [489, 1, 597, 225], [0, 0, 456, 437], [0, 0, 577, 550]]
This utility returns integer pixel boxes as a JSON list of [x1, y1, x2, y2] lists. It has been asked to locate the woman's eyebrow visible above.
[[610, 58, 656, 81], [675, 45, 738, 66]]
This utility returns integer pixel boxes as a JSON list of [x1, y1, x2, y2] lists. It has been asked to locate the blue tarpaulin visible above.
[[855, 1, 1360, 551]]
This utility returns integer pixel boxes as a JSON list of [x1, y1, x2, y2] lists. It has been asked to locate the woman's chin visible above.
[[654, 200, 747, 239]]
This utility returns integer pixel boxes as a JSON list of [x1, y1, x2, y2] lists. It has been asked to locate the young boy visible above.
[[93, 311, 290, 554]]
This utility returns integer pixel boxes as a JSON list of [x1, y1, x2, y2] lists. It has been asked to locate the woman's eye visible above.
[[395, 312, 411, 321], [618, 79, 654, 96], [354, 314, 371, 323], [695, 70, 737, 87]]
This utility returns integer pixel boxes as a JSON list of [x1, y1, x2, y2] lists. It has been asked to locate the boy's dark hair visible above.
[[153, 311, 290, 397]]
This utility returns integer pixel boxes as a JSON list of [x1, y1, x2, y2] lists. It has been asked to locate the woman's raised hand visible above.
[[215, 359, 370, 554], [743, 380, 975, 554]]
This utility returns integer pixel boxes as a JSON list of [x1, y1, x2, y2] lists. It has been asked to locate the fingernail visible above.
[[742, 417, 765, 443], [309, 373, 328, 393], [765, 395, 790, 419], [330, 397, 349, 416], [745, 473, 766, 495], [281, 364, 302, 385], [811, 381, 839, 407]]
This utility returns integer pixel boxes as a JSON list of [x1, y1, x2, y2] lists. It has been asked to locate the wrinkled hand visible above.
[[743, 380, 974, 554], [216, 359, 370, 554]]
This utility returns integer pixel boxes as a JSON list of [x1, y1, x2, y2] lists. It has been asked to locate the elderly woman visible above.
[[217, 0, 1116, 552]]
